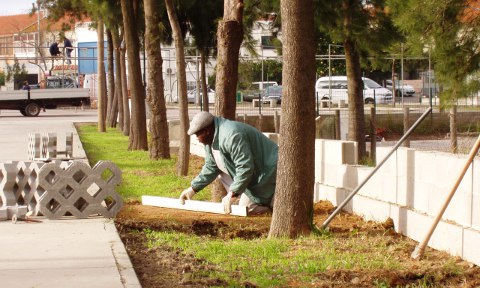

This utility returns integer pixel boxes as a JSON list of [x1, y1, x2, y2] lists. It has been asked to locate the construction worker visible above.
[[49, 41, 61, 57], [179, 111, 278, 215], [49, 41, 62, 71], [63, 37, 74, 64]]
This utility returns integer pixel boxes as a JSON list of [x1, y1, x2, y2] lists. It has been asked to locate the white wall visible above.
[[314, 139, 480, 266], [75, 22, 99, 43]]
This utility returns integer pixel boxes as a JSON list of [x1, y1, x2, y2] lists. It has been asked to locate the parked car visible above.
[[242, 92, 262, 102], [251, 81, 278, 91], [262, 85, 282, 104], [172, 88, 215, 104], [315, 76, 393, 104], [385, 79, 415, 97]]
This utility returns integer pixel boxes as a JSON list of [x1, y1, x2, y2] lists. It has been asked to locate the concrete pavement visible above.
[[0, 109, 141, 288]]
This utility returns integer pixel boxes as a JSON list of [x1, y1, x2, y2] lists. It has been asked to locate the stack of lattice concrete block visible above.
[[28, 132, 73, 160], [0, 160, 123, 221]]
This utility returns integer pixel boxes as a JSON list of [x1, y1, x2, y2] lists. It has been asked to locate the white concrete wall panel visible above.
[[428, 220, 464, 257], [463, 228, 480, 265], [314, 139, 480, 266], [351, 194, 391, 222], [472, 158, 480, 230], [314, 140, 324, 183]]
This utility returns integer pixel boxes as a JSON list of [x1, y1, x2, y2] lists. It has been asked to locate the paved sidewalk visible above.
[[0, 109, 141, 288]]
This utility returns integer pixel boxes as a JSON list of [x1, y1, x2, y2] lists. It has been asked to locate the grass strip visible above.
[[77, 124, 210, 201]]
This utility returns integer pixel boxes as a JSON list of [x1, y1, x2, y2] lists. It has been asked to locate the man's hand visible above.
[[179, 187, 195, 205], [221, 192, 237, 214]]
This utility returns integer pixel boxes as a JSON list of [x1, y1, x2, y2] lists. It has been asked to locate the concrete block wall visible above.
[[38, 160, 123, 219], [0, 161, 69, 217], [0, 160, 123, 220], [314, 139, 480, 266]]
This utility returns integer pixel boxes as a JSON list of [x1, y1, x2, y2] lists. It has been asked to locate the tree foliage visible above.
[[313, 0, 399, 161], [387, 0, 480, 101], [6, 58, 29, 90]]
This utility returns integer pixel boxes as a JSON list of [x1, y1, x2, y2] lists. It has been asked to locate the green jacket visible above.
[[191, 117, 278, 205]]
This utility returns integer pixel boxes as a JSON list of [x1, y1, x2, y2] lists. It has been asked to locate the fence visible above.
[[180, 94, 480, 157]]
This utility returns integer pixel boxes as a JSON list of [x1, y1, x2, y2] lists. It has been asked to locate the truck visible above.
[[0, 88, 90, 116]]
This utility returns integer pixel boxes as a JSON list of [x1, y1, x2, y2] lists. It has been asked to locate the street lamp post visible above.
[[261, 44, 264, 87], [401, 42, 404, 104], [428, 47, 432, 108]]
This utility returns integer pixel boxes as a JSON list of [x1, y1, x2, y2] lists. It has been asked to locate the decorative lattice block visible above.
[[6, 205, 27, 219], [43, 133, 57, 159], [0, 206, 7, 220], [28, 133, 42, 161], [14, 161, 49, 216], [0, 163, 18, 207], [65, 133, 73, 157], [28, 133, 74, 160], [38, 161, 123, 219]]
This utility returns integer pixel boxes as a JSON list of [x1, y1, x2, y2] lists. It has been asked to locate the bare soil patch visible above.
[[115, 201, 480, 287]]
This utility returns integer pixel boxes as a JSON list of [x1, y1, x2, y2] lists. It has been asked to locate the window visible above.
[[13, 33, 38, 54], [186, 81, 197, 92], [317, 80, 348, 90], [261, 36, 275, 49], [363, 78, 382, 89], [0, 36, 13, 55]]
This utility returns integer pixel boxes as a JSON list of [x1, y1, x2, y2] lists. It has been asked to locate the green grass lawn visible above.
[[76, 124, 210, 201]]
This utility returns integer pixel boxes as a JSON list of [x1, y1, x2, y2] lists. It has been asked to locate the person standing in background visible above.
[[63, 37, 74, 64]]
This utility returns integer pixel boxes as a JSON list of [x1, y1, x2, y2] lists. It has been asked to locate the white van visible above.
[[251, 81, 278, 91], [315, 76, 392, 104]]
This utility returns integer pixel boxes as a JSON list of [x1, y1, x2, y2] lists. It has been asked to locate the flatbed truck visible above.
[[0, 88, 90, 117]]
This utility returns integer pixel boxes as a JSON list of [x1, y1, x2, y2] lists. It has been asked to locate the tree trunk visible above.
[[145, 0, 170, 159], [120, 29, 130, 136], [214, 0, 244, 120], [268, 0, 316, 238], [121, 0, 148, 150], [201, 50, 209, 112], [97, 19, 107, 132], [120, 49, 130, 136], [112, 31, 124, 132], [165, 0, 190, 175], [106, 30, 118, 128], [208, 0, 245, 199], [343, 0, 366, 161]]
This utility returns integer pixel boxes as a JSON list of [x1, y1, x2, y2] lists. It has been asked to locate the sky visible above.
[[0, 0, 36, 16]]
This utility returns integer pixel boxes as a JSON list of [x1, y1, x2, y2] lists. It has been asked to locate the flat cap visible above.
[[187, 111, 214, 135]]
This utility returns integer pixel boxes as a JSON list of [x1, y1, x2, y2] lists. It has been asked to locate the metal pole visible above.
[[261, 45, 264, 88], [428, 47, 432, 109], [320, 107, 433, 230], [196, 50, 201, 109], [401, 43, 404, 104], [328, 44, 332, 99]]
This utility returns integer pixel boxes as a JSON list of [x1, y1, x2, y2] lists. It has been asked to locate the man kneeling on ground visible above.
[[179, 111, 278, 215]]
